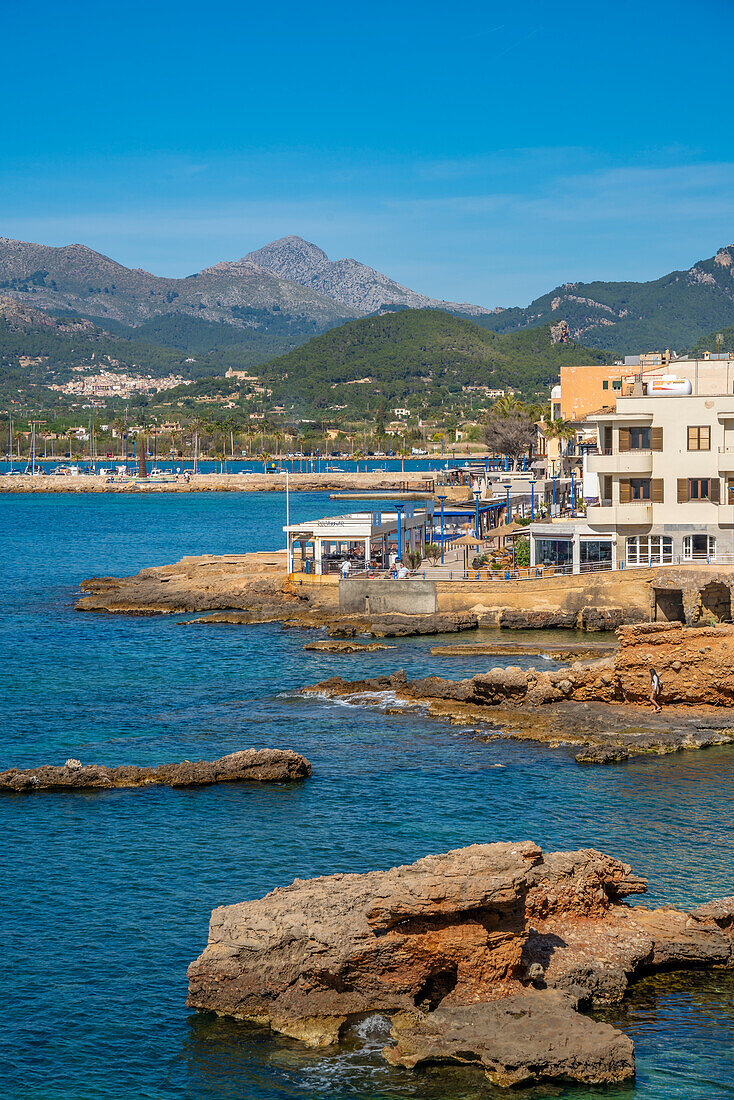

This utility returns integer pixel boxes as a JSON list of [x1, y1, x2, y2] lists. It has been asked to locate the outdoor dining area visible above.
[[284, 504, 434, 575]]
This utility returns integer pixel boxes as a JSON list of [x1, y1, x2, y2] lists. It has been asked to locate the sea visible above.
[[2, 490, 734, 1100]]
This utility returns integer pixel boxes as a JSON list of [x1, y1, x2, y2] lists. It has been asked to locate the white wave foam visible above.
[[301, 688, 429, 713]]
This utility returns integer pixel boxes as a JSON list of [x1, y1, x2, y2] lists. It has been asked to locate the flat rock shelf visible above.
[[0, 749, 312, 792]]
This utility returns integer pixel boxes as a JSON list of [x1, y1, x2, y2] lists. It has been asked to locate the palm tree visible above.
[[542, 416, 576, 474], [187, 416, 208, 472], [492, 394, 524, 417], [112, 417, 126, 459]]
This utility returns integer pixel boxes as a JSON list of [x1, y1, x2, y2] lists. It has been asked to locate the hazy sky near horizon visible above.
[[3, 0, 734, 307]]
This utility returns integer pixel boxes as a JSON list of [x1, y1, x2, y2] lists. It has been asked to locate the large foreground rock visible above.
[[384, 989, 635, 1086], [0, 749, 311, 792], [186, 841, 734, 1086]]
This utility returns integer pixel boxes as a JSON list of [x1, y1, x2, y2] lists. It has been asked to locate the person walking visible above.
[[649, 667, 662, 712]]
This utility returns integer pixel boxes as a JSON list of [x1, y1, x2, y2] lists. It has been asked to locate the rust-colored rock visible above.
[[0, 749, 311, 792], [613, 621, 734, 706], [186, 842, 732, 1070]]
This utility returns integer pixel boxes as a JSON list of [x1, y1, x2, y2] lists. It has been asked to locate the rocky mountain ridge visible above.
[[243, 235, 492, 316], [0, 236, 355, 336], [3, 233, 734, 354], [487, 244, 734, 352]]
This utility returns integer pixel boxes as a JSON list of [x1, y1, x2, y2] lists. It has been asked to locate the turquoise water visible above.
[[2, 491, 734, 1099]]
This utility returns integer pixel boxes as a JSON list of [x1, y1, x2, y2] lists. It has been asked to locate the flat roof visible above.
[[284, 508, 430, 536]]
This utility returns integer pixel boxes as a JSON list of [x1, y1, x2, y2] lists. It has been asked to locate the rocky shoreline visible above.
[[74, 555, 632, 635], [186, 841, 734, 1087], [430, 640, 615, 659], [0, 749, 311, 792], [303, 622, 734, 763]]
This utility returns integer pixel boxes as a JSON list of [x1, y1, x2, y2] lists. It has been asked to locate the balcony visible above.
[[587, 449, 653, 475], [587, 501, 653, 527], [718, 447, 734, 473]]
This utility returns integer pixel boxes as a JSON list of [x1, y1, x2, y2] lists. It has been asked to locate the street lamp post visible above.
[[394, 503, 405, 566], [437, 494, 447, 564], [504, 481, 511, 523]]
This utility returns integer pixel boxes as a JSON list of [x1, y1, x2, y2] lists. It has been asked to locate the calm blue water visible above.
[[1, 455, 507, 476], [2, 491, 734, 1100]]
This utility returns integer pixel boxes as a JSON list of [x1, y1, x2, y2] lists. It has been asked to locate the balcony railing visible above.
[[598, 447, 653, 456]]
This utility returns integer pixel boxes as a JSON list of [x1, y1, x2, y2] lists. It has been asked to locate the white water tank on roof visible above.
[[644, 375, 692, 396]]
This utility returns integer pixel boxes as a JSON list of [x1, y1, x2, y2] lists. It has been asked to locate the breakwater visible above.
[[0, 470, 447, 494]]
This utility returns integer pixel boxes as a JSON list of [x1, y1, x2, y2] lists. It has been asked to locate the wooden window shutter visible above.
[[618, 428, 630, 452], [652, 479, 664, 503], [710, 477, 720, 503], [677, 478, 689, 503], [651, 427, 663, 451], [619, 479, 631, 503]]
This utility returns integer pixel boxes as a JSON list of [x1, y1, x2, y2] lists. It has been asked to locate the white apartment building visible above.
[[586, 392, 734, 564]]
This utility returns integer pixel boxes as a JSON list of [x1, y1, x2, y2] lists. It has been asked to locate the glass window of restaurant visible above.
[[626, 535, 673, 565], [683, 534, 716, 560], [580, 540, 613, 567], [534, 538, 573, 566]]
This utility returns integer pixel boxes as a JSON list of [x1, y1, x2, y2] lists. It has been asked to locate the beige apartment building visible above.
[[528, 390, 734, 571], [586, 392, 734, 564]]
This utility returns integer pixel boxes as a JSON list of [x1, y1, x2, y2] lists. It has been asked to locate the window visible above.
[[612, 379, 621, 391], [534, 538, 572, 567], [678, 477, 720, 503], [688, 426, 711, 451], [626, 535, 673, 565], [580, 540, 613, 566], [630, 478, 651, 500], [629, 427, 651, 450], [683, 534, 716, 561], [620, 477, 662, 503], [602, 380, 609, 390]]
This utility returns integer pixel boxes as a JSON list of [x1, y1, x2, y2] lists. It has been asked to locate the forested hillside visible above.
[[479, 246, 734, 353], [257, 309, 613, 412], [689, 323, 734, 357]]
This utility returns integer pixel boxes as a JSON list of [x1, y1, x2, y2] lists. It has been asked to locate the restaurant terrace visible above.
[[284, 505, 433, 575]]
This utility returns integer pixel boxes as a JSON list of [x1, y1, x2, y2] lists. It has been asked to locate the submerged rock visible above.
[[384, 989, 636, 1086], [0, 749, 312, 792], [303, 639, 395, 653]]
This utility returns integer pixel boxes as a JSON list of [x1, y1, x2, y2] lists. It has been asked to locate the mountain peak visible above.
[[245, 235, 491, 316], [244, 236, 330, 282]]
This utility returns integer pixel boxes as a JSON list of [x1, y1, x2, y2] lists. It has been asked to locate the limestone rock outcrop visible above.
[[305, 623, 734, 762], [0, 749, 311, 792], [186, 841, 733, 1086], [384, 989, 636, 1086], [614, 621, 734, 706]]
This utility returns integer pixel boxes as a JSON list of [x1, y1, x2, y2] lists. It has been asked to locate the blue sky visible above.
[[3, 0, 734, 306]]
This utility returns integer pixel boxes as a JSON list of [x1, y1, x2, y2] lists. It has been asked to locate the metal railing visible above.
[[294, 553, 734, 580]]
